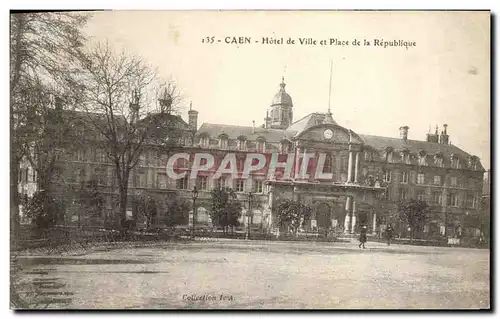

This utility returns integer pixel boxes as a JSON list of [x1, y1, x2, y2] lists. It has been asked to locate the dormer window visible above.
[[237, 136, 247, 151], [400, 149, 410, 164], [256, 137, 266, 153], [418, 151, 427, 166], [434, 153, 444, 167], [199, 135, 210, 148], [468, 156, 479, 170], [385, 147, 393, 163], [218, 134, 229, 149]]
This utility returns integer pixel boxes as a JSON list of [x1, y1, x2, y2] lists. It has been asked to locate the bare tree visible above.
[[75, 42, 182, 230], [10, 12, 91, 231]]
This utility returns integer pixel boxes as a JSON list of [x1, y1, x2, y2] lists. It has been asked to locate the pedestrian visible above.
[[358, 225, 367, 249], [386, 223, 394, 246]]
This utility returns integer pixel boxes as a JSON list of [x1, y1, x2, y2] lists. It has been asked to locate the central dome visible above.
[[271, 77, 293, 106]]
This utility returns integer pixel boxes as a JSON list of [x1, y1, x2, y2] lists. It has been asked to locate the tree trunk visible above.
[[10, 15, 25, 238], [10, 162, 20, 235], [119, 184, 128, 229]]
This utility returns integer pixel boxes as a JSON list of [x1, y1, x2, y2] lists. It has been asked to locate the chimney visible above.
[[399, 126, 409, 141], [426, 124, 439, 143], [439, 124, 449, 144], [265, 110, 271, 129], [252, 120, 256, 134], [188, 101, 199, 131]]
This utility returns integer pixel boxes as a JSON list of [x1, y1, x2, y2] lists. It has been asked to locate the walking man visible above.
[[386, 223, 394, 246], [359, 225, 368, 249]]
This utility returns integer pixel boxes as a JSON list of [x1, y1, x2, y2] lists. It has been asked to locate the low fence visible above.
[[367, 234, 489, 249], [10, 226, 187, 255], [11, 225, 489, 253]]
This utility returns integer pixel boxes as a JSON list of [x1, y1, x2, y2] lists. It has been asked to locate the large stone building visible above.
[[17, 77, 486, 238]]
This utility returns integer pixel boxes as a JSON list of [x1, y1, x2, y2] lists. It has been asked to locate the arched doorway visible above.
[[316, 203, 331, 229], [357, 211, 369, 228]]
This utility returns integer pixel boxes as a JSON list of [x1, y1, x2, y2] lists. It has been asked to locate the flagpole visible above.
[[328, 60, 333, 114]]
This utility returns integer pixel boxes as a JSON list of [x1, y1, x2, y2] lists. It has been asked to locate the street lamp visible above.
[[246, 189, 253, 240], [191, 186, 198, 239]]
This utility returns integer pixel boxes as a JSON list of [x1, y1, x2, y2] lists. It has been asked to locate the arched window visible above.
[[218, 134, 229, 149], [256, 137, 266, 152], [237, 136, 247, 151], [324, 154, 333, 173], [279, 139, 291, 154], [272, 108, 279, 121], [418, 151, 427, 166]]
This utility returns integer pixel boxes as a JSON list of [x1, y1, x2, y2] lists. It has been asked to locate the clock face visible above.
[[324, 129, 333, 139]]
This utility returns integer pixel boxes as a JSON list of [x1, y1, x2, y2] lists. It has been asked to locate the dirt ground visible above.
[[12, 239, 490, 309]]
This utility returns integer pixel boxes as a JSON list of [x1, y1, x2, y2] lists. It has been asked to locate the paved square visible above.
[[13, 239, 490, 309]]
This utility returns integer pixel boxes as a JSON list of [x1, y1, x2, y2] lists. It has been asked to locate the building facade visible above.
[[18, 78, 486, 237]]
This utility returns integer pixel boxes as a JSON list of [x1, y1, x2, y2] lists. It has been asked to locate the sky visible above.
[[83, 10, 490, 169]]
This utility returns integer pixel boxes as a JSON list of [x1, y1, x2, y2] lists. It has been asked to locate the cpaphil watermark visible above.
[[166, 151, 336, 181]]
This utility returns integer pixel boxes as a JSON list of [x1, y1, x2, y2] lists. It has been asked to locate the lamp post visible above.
[[191, 186, 198, 239], [246, 190, 253, 240]]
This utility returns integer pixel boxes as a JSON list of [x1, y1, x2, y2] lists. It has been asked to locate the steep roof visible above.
[[197, 123, 296, 142], [360, 134, 472, 159], [286, 112, 338, 135]]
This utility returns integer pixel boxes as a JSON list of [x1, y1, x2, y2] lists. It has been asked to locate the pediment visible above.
[[295, 124, 363, 144]]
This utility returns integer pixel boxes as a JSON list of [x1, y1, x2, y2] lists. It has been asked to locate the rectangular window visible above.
[[417, 191, 426, 202], [399, 189, 407, 201], [236, 179, 245, 192], [76, 149, 85, 161], [383, 170, 391, 182], [157, 173, 167, 189], [384, 189, 391, 201], [466, 195, 475, 208], [433, 175, 441, 185], [94, 169, 106, 186], [176, 175, 188, 190], [198, 176, 208, 191], [95, 148, 105, 163], [217, 178, 227, 189], [432, 192, 442, 205], [468, 178, 476, 189], [401, 172, 409, 184], [254, 180, 263, 193], [451, 176, 457, 187], [447, 193, 459, 207], [138, 172, 147, 188], [128, 173, 134, 188]]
